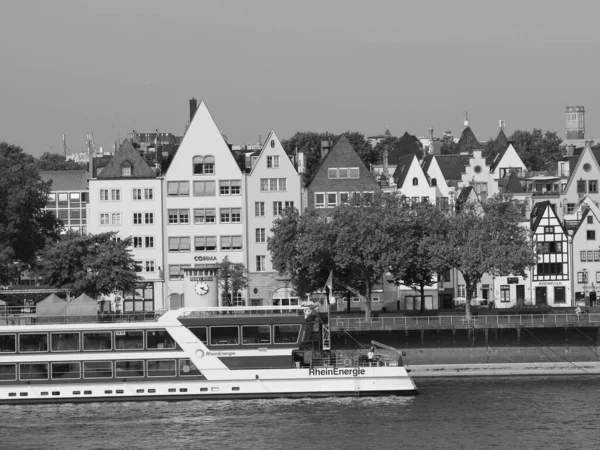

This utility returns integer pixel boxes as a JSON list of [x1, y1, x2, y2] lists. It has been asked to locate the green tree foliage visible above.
[[38, 231, 140, 298], [218, 256, 248, 306], [282, 131, 373, 181], [430, 194, 536, 318], [373, 136, 400, 160], [395, 203, 449, 313], [269, 193, 413, 318], [0, 143, 62, 283], [508, 129, 562, 171], [36, 152, 88, 171], [440, 138, 457, 155]]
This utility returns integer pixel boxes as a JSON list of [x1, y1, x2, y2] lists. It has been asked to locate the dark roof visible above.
[[97, 139, 157, 179], [421, 154, 434, 173], [392, 154, 416, 187], [530, 200, 567, 234], [433, 154, 470, 181], [489, 137, 512, 172], [500, 171, 524, 193], [455, 186, 477, 213], [384, 127, 391, 136], [454, 126, 480, 154], [40, 170, 89, 191], [388, 132, 423, 163], [573, 207, 593, 237]]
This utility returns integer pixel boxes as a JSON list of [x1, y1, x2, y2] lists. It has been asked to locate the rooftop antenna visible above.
[[62, 134, 68, 158], [499, 119, 505, 130], [464, 111, 469, 127]]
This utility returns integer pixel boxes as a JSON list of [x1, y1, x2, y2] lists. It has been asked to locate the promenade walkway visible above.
[[331, 313, 600, 331]]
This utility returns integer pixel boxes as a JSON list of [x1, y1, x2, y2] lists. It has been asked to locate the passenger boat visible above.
[[0, 305, 417, 404]]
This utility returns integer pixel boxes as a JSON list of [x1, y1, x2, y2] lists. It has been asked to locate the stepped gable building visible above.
[[88, 139, 164, 312], [571, 203, 600, 305], [245, 131, 302, 307], [304, 134, 379, 212], [163, 100, 243, 308], [40, 170, 90, 234], [458, 150, 497, 202], [530, 201, 570, 306]]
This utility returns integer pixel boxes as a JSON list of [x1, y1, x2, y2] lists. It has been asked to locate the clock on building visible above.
[[195, 281, 209, 296]]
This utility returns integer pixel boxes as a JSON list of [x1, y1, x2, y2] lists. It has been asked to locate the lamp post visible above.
[[583, 268, 588, 305]]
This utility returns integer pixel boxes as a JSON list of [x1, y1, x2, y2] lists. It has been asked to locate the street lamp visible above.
[[583, 268, 588, 304]]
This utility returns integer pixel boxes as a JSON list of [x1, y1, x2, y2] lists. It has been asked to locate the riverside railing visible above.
[[331, 313, 600, 331]]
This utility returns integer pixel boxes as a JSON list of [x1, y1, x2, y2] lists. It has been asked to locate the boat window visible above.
[[179, 359, 202, 376], [83, 361, 113, 379], [147, 360, 176, 377], [19, 363, 49, 380], [83, 331, 112, 351], [51, 332, 80, 352], [146, 330, 176, 349], [115, 360, 144, 378], [115, 330, 144, 350], [210, 326, 239, 345], [241, 325, 271, 344], [19, 333, 48, 352], [51, 362, 81, 380], [188, 327, 208, 344], [0, 334, 16, 353], [0, 363, 17, 381], [273, 324, 301, 344]]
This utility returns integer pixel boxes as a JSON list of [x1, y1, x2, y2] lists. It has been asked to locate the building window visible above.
[[221, 236, 242, 251], [133, 189, 142, 200], [536, 263, 563, 275], [193, 155, 215, 175], [349, 168, 359, 178], [145, 213, 154, 224], [315, 193, 325, 208], [111, 213, 121, 225], [100, 213, 110, 225], [256, 256, 266, 272], [544, 226, 554, 234], [144, 188, 153, 200], [500, 285, 510, 303], [133, 237, 143, 248], [458, 285, 466, 298], [589, 180, 598, 193], [145, 236, 154, 248], [412, 177, 418, 186], [588, 251, 594, 261], [260, 178, 287, 192], [595, 250, 600, 261], [326, 193, 337, 207], [220, 208, 240, 223], [577, 271, 588, 283], [168, 265, 191, 280], [554, 286, 566, 303], [577, 180, 587, 193], [220, 180, 241, 195], [142, 261, 155, 272], [167, 181, 190, 196], [537, 242, 562, 254], [133, 188, 154, 200], [567, 203, 575, 214], [121, 164, 132, 176], [270, 140, 275, 148], [256, 228, 266, 243], [168, 209, 189, 225], [581, 251, 587, 262], [194, 236, 217, 252], [111, 189, 121, 201], [587, 230, 596, 240], [169, 237, 191, 252], [588, 216, 594, 224], [193, 181, 216, 196], [328, 168, 338, 179], [431, 178, 437, 186], [285, 201, 294, 209], [596, 272, 600, 283], [194, 208, 215, 224], [267, 156, 280, 168], [273, 202, 283, 216], [100, 190, 109, 201], [255, 202, 265, 217]]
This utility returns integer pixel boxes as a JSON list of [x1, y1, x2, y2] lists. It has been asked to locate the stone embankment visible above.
[[408, 361, 600, 377]]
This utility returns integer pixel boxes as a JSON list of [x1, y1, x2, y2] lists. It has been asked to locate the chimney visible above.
[[428, 126, 434, 141], [297, 151, 305, 174], [189, 98, 198, 123], [321, 139, 332, 159]]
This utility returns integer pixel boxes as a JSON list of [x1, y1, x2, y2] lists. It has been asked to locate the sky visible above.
[[2, 0, 600, 157]]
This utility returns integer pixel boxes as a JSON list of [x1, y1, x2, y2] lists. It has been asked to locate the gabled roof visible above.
[[40, 170, 89, 191], [421, 154, 434, 173], [388, 132, 423, 163], [455, 186, 480, 213], [433, 154, 470, 181], [499, 171, 524, 194], [489, 141, 512, 172], [572, 207, 595, 237], [454, 126, 480, 154], [96, 139, 157, 179], [530, 200, 567, 235], [392, 154, 417, 188]]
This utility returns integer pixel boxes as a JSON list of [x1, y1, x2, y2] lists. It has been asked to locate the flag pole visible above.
[[322, 270, 333, 351]]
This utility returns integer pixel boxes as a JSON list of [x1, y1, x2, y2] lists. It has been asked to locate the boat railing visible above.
[[308, 352, 401, 368], [0, 307, 167, 326], [178, 306, 306, 319]]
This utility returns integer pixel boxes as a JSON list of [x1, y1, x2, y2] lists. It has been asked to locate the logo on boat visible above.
[[309, 368, 366, 377], [206, 351, 236, 357]]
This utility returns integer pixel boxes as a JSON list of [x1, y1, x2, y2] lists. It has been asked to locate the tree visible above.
[[430, 194, 537, 318], [0, 143, 62, 283], [343, 131, 379, 168], [440, 138, 457, 155], [508, 129, 562, 171], [218, 256, 248, 306], [36, 152, 87, 171], [38, 231, 140, 298], [396, 203, 449, 313], [269, 193, 413, 319]]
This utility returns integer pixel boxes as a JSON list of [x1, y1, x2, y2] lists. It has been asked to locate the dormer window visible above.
[[431, 178, 437, 186], [193, 155, 215, 175], [121, 164, 132, 176], [412, 177, 418, 186]]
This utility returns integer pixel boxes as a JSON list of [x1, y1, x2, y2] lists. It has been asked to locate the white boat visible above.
[[0, 306, 417, 404]]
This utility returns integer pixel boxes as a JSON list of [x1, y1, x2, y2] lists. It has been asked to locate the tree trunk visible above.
[[419, 282, 426, 314], [364, 285, 372, 320], [346, 292, 351, 313], [465, 281, 477, 320]]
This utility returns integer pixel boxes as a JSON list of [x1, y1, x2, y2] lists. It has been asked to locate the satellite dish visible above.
[[463, 120, 469, 127]]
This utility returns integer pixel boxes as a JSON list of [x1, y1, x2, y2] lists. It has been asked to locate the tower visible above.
[[565, 106, 585, 140]]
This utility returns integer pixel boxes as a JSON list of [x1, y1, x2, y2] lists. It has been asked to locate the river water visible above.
[[1, 376, 598, 449]]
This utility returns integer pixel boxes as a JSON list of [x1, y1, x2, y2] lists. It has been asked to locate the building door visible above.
[[535, 287, 547, 305], [516, 285, 525, 306], [442, 294, 453, 309], [590, 291, 597, 306]]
